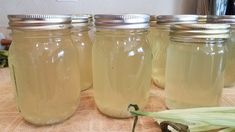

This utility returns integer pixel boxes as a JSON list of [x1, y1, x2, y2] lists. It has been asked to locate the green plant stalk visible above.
[[218, 128, 235, 132], [130, 107, 235, 131], [0, 50, 9, 68], [0, 50, 8, 57]]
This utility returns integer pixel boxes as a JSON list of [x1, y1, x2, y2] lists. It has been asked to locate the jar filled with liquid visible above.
[[8, 15, 81, 125], [150, 15, 203, 88], [71, 14, 93, 91], [207, 15, 235, 87], [148, 15, 158, 55], [165, 24, 230, 109], [93, 14, 152, 118]]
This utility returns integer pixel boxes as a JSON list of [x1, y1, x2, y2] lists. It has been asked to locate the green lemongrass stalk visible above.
[[158, 107, 235, 114], [189, 124, 225, 132], [130, 107, 235, 131], [218, 128, 235, 132], [0, 50, 8, 68], [0, 50, 8, 56], [157, 119, 225, 131]]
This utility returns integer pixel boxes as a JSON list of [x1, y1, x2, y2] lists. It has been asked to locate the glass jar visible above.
[[207, 15, 235, 87], [165, 24, 230, 109], [8, 15, 81, 125], [150, 15, 203, 88], [71, 14, 93, 91], [93, 14, 152, 118], [148, 15, 158, 55]]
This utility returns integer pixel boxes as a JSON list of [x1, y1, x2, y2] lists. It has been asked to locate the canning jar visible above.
[[148, 15, 158, 55], [71, 14, 93, 91], [165, 24, 230, 109], [150, 15, 203, 88], [8, 15, 81, 125], [207, 15, 235, 87], [93, 14, 152, 118]]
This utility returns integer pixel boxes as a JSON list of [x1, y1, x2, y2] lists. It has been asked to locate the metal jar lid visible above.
[[170, 24, 230, 39], [94, 14, 150, 29], [207, 15, 235, 27], [8, 14, 71, 30], [157, 15, 205, 24]]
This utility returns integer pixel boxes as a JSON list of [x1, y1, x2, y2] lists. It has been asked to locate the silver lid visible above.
[[170, 24, 230, 39], [157, 15, 204, 24], [8, 14, 71, 30], [207, 15, 235, 24], [94, 14, 150, 29]]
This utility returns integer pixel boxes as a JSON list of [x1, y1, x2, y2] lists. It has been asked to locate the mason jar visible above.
[[71, 14, 93, 91], [150, 15, 204, 88], [93, 14, 152, 118], [165, 24, 230, 109], [148, 15, 158, 55], [207, 15, 235, 87], [8, 15, 81, 125]]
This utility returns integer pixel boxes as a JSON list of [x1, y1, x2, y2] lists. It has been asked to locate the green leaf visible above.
[[0, 50, 8, 68], [0, 50, 8, 57], [130, 107, 235, 131], [218, 128, 235, 132]]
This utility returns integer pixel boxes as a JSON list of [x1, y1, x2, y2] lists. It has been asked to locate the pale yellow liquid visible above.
[[165, 42, 225, 109], [71, 30, 93, 91], [224, 31, 235, 87], [9, 30, 81, 125], [148, 27, 159, 55], [149, 27, 170, 88], [93, 29, 152, 118]]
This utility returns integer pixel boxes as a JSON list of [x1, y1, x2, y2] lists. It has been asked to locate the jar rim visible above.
[[207, 15, 235, 29], [94, 14, 150, 29], [150, 15, 206, 28], [156, 15, 206, 24], [207, 15, 235, 23], [8, 14, 71, 30], [170, 24, 230, 39]]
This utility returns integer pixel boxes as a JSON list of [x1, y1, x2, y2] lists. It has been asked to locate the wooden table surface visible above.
[[0, 68, 235, 132]]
